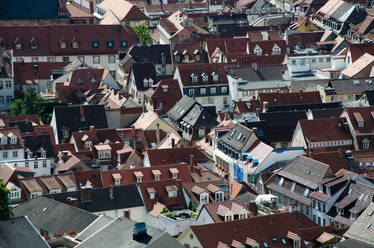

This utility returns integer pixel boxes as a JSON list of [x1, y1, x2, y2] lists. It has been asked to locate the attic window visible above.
[[303, 188, 310, 197], [72, 41, 78, 48], [212, 72, 219, 81], [10, 135, 17, 144], [291, 182, 296, 191], [31, 42, 37, 50], [237, 133, 243, 140], [366, 223, 371, 230], [278, 177, 284, 186], [92, 40, 100, 48], [60, 42, 66, 49], [201, 73, 208, 82], [106, 40, 114, 48], [120, 40, 128, 47], [230, 129, 236, 137], [85, 141, 92, 149], [15, 43, 22, 50], [1, 136, 7, 145], [191, 73, 198, 83]]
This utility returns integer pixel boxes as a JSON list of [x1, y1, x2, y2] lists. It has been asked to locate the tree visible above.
[[23, 88, 43, 115], [0, 181, 12, 220], [10, 99, 25, 116], [134, 24, 153, 45]]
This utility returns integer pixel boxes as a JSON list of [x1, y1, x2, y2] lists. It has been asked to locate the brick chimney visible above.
[[171, 138, 175, 148], [80, 105, 85, 121], [190, 152, 195, 171], [156, 123, 160, 145], [81, 187, 92, 203]]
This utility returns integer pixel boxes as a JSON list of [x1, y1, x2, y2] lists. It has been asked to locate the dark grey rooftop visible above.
[[226, 65, 287, 82], [219, 123, 254, 152], [13, 196, 98, 234], [167, 95, 197, 121], [0, 216, 50, 248], [75, 217, 168, 248], [75, 214, 114, 242]]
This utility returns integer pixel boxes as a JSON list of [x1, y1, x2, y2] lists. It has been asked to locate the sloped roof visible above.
[[13, 196, 98, 234]]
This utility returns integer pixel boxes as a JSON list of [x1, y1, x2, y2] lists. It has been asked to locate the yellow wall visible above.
[[296, 19, 320, 32]]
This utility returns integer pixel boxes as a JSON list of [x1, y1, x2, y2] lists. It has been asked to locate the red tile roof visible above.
[[138, 179, 187, 212], [298, 117, 353, 143], [306, 151, 351, 173], [100, 163, 193, 187], [348, 43, 374, 63], [259, 91, 322, 106], [345, 106, 374, 134], [74, 169, 103, 188], [0, 24, 138, 57], [146, 146, 211, 166], [190, 212, 320, 248], [226, 54, 286, 66]]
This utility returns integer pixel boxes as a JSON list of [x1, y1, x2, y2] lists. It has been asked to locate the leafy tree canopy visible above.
[[0, 181, 12, 220], [134, 24, 153, 45]]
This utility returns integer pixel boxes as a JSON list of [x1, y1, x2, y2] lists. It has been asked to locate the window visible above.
[[210, 87, 216, 94], [212, 72, 218, 81], [47, 57, 55, 62], [92, 40, 100, 48], [312, 58, 316, 63], [78, 56, 85, 63], [63, 56, 69, 62], [5, 81, 11, 88], [303, 188, 310, 197], [6, 96, 12, 103], [43, 160, 47, 168], [223, 96, 228, 105], [202, 73, 208, 82], [31, 43, 37, 49], [188, 89, 195, 96], [191, 74, 198, 83], [291, 60, 296, 65], [34, 162, 38, 169], [3, 151, 7, 159], [72, 42, 78, 48], [15, 43, 22, 50], [60, 42, 66, 49], [85, 141, 92, 149], [291, 182, 296, 191], [278, 177, 284, 186], [319, 57, 323, 62], [300, 58, 305, 65], [12, 151, 17, 158], [1, 137, 6, 145], [120, 40, 128, 47], [363, 139, 370, 149], [137, 176, 142, 183], [221, 86, 227, 93], [32, 57, 39, 62], [108, 55, 115, 63], [106, 40, 115, 48], [93, 56, 100, 64], [200, 88, 206, 95], [98, 150, 111, 159]]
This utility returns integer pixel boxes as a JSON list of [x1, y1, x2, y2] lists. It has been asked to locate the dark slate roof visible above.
[[225, 65, 287, 82], [46, 184, 144, 213], [0, 216, 50, 248], [53, 105, 108, 143], [258, 110, 307, 142], [132, 62, 158, 91], [8, 120, 34, 133], [23, 134, 54, 158], [267, 102, 341, 112], [0, 0, 68, 20], [276, 156, 333, 189], [13, 196, 98, 234], [126, 44, 172, 64], [167, 95, 197, 121], [219, 123, 254, 152], [330, 78, 374, 95], [75, 217, 165, 248]]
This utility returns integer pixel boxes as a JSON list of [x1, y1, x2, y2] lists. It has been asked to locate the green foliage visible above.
[[10, 88, 67, 124], [0, 181, 12, 220], [188, 201, 196, 212], [134, 24, 152, 45], [161, 207, 169, 213]]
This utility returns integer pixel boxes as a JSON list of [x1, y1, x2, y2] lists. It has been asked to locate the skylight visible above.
[[365, 223, 371, 230], [291, 182, 296, 192], [303, 188, 310, 197], [230, 129, 236, 137], [281, 238, 287, 245], [369, 211, 374, 216], [237, 133, 243, 140]]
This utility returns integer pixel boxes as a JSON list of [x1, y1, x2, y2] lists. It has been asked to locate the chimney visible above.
[[109, 186, 114, 200], [81, 187, 92, 203], [190, 152, 195, 170], [171, 138, 175, 147], [80, 105, 85, 121], [309, 148, 314, 159], [66, 197, 78, 207], [90, 125, 94, 133], [156, 123, 160, 145], [132, 126, 136, 150], [252, 62, 258, 71]]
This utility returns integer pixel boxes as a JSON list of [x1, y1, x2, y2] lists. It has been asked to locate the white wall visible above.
[[94, 205, 146, 222]]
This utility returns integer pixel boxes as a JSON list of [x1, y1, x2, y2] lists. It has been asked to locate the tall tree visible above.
[[0, 181, 12, 220], [134, 24, 153, 45], [10, 99, 25, 116], [23, 88, 43, 115]]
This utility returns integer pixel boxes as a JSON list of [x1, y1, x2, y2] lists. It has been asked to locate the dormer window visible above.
[[212, 72, 219, 81], [169, 168, 179, 179], [106, 40, 114, 48], [148, 187, 156, 199], [191, 73, 198, 83], [363, 139, 370, 149], [134, 171, 144, 183], [152, 170, 161, 181], [272, 44, 281, 55], [15, 43, 22, 50], [166, 185, 178, 198], [215, 191, 224, 202], [253, 45, 262, 56], [1, 136, 7, 145], [85, 141, 92, 149], [63, 128, 69, 139], [148, 78, 153, 86], [40, 148, 46, 158], [201, 73, 208, 82], [72, 41, 78, 48], [31, 42, 37, 49], [112, 173, 122, 186], [10, 135, 17, 144], [60, 42, 66, 49], [200, 192, 209, 204]]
